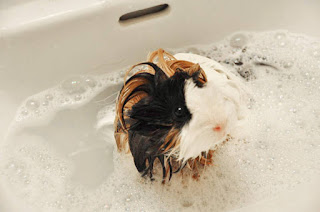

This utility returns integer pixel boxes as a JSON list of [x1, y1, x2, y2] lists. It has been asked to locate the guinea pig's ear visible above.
[[139, 62, 168, 87], [191, 70, 200, 80], [154, 69, 168, 87], [154, 67, 168, 87], [191, 70, 204, 87]]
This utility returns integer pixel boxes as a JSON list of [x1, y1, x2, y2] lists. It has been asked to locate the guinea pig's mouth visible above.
[[176, 127, 229, 163]]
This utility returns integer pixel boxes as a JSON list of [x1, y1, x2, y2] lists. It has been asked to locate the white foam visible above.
[[9, 72, 123, 134], [1, 30, 320, 212]]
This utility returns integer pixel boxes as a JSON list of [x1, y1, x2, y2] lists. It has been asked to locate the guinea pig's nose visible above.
[[213, 125, 222, 132], [212, 124, 227, 139], [213, 124, 225, 132]]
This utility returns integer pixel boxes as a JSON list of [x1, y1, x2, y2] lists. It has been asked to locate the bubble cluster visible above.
[[12, 73, 123, 129], [0, 136, 72, 211], [1, 31, 320, 212]]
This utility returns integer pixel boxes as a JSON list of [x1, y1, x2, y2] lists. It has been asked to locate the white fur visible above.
[[173, 53, 250, 162]]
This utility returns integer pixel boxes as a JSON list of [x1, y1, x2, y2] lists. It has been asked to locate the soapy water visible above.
[[1, 30, 320, 211]]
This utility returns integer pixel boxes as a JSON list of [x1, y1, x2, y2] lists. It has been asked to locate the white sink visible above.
[[1, 0, 320, 211]]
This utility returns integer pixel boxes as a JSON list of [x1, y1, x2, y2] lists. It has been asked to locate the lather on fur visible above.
[[114, 49, 248, 181]]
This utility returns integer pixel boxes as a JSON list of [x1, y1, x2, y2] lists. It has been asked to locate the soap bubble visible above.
[[274, 32, 288, 47], [311, 49, 320, 59], [45, 94, 54, 101], [283, 61, 294, 68], [21, 110, 29, 116], [85, 77, 97, 88], [279, 41, 286, 47], [61, 77, 86, 94], [42, 101, 49, 106], [103, 203, 111, 210], [26, 99, 40, 110], [74, 95, 82, 101], [230, 33, 248, 48], [274, 32, 286, 40]]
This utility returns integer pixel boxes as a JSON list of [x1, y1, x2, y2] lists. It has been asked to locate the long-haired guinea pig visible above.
[[114, 49, 249, 181]]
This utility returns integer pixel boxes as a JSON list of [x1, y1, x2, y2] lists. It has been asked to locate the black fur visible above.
[[125, 62, 202, 180]]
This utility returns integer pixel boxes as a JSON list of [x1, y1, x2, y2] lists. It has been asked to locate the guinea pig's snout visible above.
[[212, 123, 227, 137], [213, 125, 222, 132]]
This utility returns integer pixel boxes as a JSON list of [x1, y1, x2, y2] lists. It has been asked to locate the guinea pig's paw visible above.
[[192, 172, 201, 181], [199, 150, 215, 166], [199, 156, 213, 166]]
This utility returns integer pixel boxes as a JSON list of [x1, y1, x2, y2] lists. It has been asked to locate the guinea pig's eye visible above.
[[174, 107, 184, 118]]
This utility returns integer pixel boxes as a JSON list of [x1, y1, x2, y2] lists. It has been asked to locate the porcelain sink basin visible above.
[[1, 0, 320, 211]]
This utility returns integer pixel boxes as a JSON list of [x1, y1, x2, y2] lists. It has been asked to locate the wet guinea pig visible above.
[[114, 49, 249, 181]]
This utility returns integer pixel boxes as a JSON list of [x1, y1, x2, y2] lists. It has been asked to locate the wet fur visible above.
[[114, 49, 208, 180], [127, 63, 203, 179], [114, 49, 248, 181]]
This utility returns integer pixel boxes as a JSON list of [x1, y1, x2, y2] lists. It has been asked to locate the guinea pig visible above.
[[114, 49, 249, 180]]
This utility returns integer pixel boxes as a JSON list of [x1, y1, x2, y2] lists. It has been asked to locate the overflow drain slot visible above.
[[119, 4, 169, 23]]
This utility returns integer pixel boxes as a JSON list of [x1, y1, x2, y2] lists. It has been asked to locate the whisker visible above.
[[95, 92, 119, 105]]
